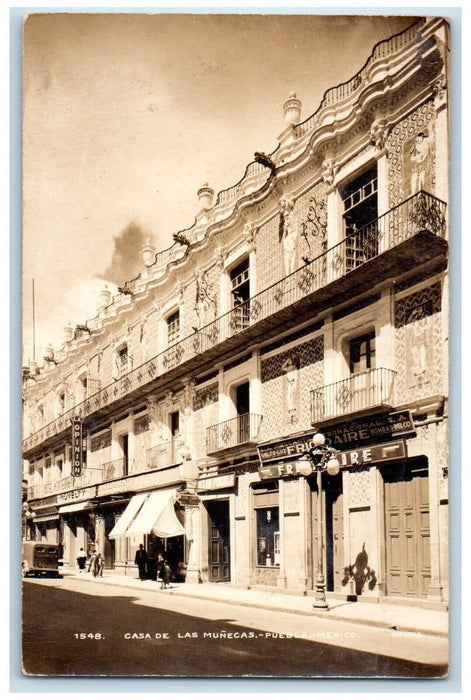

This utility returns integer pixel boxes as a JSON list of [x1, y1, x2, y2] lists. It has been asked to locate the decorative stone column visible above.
[[234, 471, 258, 587], [184, 504, 201, 584], [94, 514, 106, 556], [279, 476, 310, 590], [426, 421, 446, 602], [322, 157, 342, 282], [370, 117, 390, 252]]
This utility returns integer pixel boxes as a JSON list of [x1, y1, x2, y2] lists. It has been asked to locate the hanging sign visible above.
[[72, 417, 83, 476]]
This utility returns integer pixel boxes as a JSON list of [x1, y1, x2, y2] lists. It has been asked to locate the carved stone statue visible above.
[[282, 356, 298, 413], [280, 198, 298, 276], [409, 131, 431, 194], [370, 118, 389, 151]]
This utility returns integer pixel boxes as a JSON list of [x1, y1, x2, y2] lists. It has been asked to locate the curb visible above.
[[62, 572, 448, 639]]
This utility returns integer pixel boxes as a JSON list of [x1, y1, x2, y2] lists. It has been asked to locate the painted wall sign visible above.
[[197, 474, 236, 492], [71, 417, 83, 476], [57, 488, 86, 503]]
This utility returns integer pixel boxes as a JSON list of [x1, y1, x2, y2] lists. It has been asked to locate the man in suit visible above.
[[134, 543, 148, 580]]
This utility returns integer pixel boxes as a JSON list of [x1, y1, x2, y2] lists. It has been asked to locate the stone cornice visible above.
[[23, 18, 446, 405]]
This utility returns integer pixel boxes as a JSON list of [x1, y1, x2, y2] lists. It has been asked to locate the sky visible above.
[[21, 11, 420, 366]]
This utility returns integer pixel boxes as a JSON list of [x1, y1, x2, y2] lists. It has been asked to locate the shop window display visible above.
[[256, 507, 279, 567]]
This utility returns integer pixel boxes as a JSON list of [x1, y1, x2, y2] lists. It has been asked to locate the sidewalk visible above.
[[61, 567, 448, 638]]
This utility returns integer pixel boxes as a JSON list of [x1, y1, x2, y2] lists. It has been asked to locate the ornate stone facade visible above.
[[387, 101, 436, 208], [394, 282, 443, 403], [261, 336, 324, 437]]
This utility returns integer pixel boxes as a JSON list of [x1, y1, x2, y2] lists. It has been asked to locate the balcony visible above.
[[311, 367, 397, 423], [102, 458, 133, 481], [206, 413, 263, 455], [23, 191, 446, 458], [27, 470, 97, 501], [146, 439, 181, 470]]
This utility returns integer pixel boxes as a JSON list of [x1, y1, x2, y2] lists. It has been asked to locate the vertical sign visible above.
[[72, 417, 83, 476]]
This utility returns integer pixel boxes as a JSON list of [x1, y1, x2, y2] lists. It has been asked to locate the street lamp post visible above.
[[298, 431, 340, 611]]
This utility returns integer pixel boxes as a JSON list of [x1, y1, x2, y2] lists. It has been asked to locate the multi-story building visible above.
[[22, 17, 449, 604]]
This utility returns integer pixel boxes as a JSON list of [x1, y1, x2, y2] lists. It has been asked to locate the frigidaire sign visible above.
[[257, 411, 414, 464], [258, 440, 407, 480], [323, 411, 414, 448]]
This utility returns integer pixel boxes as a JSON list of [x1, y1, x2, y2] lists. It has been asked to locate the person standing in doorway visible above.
[[135, 543, 148, 580]]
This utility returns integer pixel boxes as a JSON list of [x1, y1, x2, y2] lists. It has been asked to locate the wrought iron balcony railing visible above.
[[206, 413, 263, 454], [146, 439, 181, 470], [311, 367, 397, 422], [23, 191, 446, 455], [27, 469, 96, 501], [102, 458, 133, 481]]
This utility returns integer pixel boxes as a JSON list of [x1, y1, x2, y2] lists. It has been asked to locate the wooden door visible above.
[[207, 500, 230, 582], [383, 462, 430, 597], [331, 487, 344, 591], [312, 473, 344, 592]]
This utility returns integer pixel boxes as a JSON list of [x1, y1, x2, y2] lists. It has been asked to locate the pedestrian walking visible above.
[[134, 544, 148, 580], [76, 548, 87, 573], [88, 550, 98, 576], [96, 553, 104, 577], [160, 561, 172, 589]]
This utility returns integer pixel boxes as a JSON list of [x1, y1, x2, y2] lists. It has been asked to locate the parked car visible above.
[[22, 541, 62, 578]]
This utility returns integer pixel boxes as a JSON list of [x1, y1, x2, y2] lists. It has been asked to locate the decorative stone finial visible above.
[[142, 238, 156, 267], [99, 284, 111, 308], [64, 322, 74, 342], [283, 92, 302, 125], [197, 183, 215, 210]]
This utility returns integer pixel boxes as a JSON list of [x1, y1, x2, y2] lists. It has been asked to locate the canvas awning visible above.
[[33, 513, 60, 523], [58, 501, 91, 514], [108, 493, 147, 539], [111, 489, 186, 539]]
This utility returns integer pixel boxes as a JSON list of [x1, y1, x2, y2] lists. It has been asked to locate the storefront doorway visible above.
[[310, 472, 344, 592], [382, 460, 431, 598], [104, 512, 115, 569], [206, 500, 230, 582]]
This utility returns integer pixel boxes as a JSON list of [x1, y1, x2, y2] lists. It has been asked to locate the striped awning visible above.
[[109, 489, 185, 539], [108, 493, 147, 538]]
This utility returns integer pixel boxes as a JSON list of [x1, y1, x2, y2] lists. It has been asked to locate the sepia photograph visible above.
[[20, 11, 451, 680]]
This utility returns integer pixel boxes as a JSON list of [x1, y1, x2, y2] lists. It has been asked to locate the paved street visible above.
[[22, 576, 448, 678]]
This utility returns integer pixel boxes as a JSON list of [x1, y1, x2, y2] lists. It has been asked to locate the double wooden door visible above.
[[383, 462, 430, 598]]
